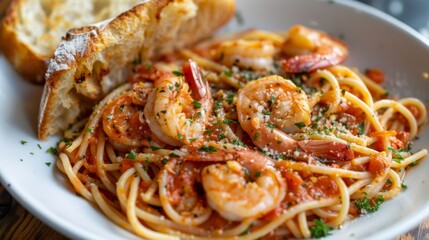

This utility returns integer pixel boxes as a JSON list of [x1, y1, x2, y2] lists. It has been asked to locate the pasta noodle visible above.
[[55, 25, 427, 239]]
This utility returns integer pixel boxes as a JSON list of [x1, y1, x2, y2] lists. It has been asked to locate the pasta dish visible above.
[[55, 25, 427, 239]]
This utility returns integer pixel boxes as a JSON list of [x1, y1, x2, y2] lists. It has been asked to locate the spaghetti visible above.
[[55, 25, 427, 239]]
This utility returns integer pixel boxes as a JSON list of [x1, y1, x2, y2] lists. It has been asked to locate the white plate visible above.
[[1, 0, 429, 239]]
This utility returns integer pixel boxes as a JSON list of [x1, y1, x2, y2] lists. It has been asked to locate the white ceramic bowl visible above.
[[1, 0, 429, 239]]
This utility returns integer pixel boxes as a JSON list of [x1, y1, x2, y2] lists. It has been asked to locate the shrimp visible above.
[[281, 25, 348, 73], [237, 75, 354, 161], [237, 75, 310, 152], [144, 60, 213, 146], [102, 83, 161, 147], [158, 159, 213, 226], [216, 40, 275, 71], [186, 149, 286, 221]]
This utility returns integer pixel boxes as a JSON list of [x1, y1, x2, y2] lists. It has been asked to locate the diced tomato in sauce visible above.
[[389, 131, 410, 150], [121, 159, 135, 173], [368, 154, 390, 175], [279, 169, 340, 209], [365, 68, 385, 84], [407, 105, 420, 119]]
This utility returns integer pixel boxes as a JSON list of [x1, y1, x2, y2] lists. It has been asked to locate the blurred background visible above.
[[356, 0, 429, 38]]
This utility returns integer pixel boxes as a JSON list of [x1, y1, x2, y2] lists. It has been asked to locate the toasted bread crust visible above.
[[38, 0, 235, 140], [0, 0, 48, 83], [0, 0, 152, 83]]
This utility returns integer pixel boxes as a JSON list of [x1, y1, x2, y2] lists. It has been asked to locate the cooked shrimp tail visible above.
[[281, 25, 348, 73], [282, 53, 340, 73], [183, 59, 210, 101], [297, 140, 354, 162]]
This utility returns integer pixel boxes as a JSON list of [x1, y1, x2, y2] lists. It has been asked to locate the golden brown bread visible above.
[[0, 0, 148, 83], [38, 0, 235, 140]]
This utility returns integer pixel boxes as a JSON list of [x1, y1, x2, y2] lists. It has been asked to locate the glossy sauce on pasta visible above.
[[55, 25, 428, 239]]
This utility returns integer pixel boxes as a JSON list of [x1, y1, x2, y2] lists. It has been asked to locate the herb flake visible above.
[[126, 150, 136, 159], [46, 147, 58, 156], [295, 122, 306, 129], [172, 70, 183, 76], [355, 195, 384, 214], [310, 219, 331, 238], [200, 145, 217, 153]]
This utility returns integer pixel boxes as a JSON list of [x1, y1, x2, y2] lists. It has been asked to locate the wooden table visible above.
[[0, 184, 428, 240]]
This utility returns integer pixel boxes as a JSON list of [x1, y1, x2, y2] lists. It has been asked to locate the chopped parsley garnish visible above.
[[321, 106, 330, 114], [386, 178, 392, 186], [262, 110, 271, 116], [37, 144, 42, 149], [192, 100, 202, 109], [178, 133, 184, 140], [126, 150, 136, 159], [46, 147, 58, 156], [223, 119, 237, 124], [410, 161, 419, 166], [107, 114, 113, 121], [401, 181, 408, 190], [150, 145, 162, 151], [226, 93, 235, 104], [214, 99, 223, 111], [45, 162, 52, 167], [295, 122, 306, 129], [200, 145, 217, 152], [267, 122, 275, 132], [85, 128, 94, 134], [310, 219, 331, 238], [218, 134, 226, 140], [162, 158, 169, 165], [388, 147, 406, 163], [61, 138, 73, 148], [357, 122, 365, 135], [132, 59, 141, 65], [169, 153, 180, 157], [172, 70, 183, 76], [224, 70, 233, 77], [355, 195, 384, 214], [20, 140, 27, 145], [232, 139, 244, 146], [235, 11, 244, 25], [254, 132, 260, 140], [255, 172, 262, 177], [268, 95, 276, 106], [240, 227, 250, 236], [145, 64, 153, 71]]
